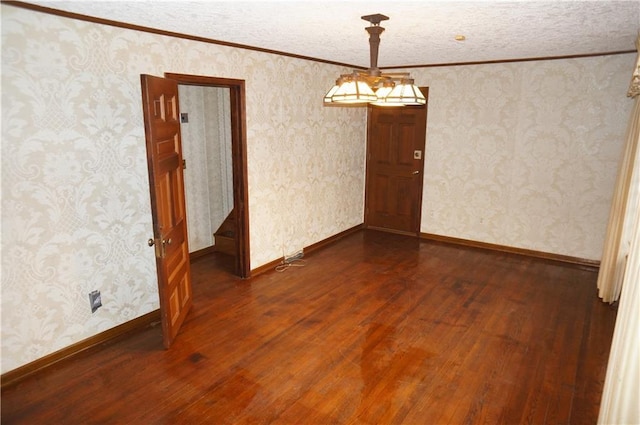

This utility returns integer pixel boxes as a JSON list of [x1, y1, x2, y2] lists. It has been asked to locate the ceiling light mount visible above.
[[361, 13, 389, 26], [324, 14, 426, 107]]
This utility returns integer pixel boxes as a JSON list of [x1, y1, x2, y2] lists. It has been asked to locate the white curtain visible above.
[[597, 45, 640, 303], [597, 37, 640, 425], [598, 205, 640, 424]]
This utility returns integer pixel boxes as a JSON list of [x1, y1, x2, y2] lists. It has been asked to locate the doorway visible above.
[[364, 87, 428, 236], [165, 73, 250, 278]]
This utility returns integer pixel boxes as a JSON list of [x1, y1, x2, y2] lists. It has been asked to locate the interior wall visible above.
[[206, 87, 234, 224], [179, 84, 212, 252], [179, 85, 233, 253], [0, 5, 366, 374], [406, 55, 634, 260], [2, 3, 632, 376]]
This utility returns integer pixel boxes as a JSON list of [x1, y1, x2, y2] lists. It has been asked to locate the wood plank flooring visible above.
[[1, 230, 618, 424]]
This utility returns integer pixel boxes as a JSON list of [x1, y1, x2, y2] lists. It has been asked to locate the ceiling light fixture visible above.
[[324, 14, 426, 107]]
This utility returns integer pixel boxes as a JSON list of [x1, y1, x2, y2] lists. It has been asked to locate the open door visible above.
[[141, 74, 192, 348], [365, 88, 428, 235]]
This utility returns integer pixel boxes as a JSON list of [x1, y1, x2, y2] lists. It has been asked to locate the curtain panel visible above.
[[597, 35, 640, 425], [596, 42, 640, 303], [598, 206, 640, 424]]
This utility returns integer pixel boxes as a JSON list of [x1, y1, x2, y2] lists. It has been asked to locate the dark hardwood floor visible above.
[[1, 230, 617, 424]]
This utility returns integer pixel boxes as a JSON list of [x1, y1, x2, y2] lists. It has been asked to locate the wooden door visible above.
[[365, 95, 428, 235], [141, 74, 193, 348]]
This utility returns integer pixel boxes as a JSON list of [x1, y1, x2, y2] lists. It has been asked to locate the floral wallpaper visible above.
[[0, 3, 633, 375], [179, 85, 234, 253], [1, 5, 365, 373], [408, 56, 633, 260]]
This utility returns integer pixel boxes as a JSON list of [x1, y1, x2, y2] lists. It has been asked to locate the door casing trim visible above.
[[164, 72, 251, 278]]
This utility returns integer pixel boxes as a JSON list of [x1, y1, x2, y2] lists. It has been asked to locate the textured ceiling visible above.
[[27, 0, 640, 68]]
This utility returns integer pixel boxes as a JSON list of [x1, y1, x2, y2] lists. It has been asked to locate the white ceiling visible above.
[[28, 0, 640, 68]]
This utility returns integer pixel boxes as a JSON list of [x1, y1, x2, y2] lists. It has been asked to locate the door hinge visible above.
[[182, 159, 186, 170]]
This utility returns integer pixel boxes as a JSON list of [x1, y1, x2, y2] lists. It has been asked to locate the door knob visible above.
[[412, 170, 420, 175], [148, 238, 155, 247]]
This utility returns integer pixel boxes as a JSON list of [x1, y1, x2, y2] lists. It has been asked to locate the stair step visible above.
[[215, 230, 234, 238], [214, 209, 236, 256], [214, 234, 235, 256]]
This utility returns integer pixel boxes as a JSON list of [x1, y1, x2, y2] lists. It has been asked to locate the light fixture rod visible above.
[[361, 14, 388, 75], [365, 25, 384, 75]]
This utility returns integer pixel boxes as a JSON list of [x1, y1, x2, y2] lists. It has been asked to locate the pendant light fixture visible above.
[[323, 14, 426, 107]]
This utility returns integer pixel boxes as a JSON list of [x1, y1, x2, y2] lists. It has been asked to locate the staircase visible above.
[[214, 210, 236, 256]]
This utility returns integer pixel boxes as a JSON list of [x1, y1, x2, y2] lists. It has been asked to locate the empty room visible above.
[[2, 1, 639, 423]]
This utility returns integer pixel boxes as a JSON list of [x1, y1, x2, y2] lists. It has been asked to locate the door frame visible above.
[[165, 73, 251, 278], [364, 87, 429, 236]]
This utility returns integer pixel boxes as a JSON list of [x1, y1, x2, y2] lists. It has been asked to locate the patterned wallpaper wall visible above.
[[407, 56, 633, 260], [205, 87, 234, 227], [1, 4, 633, 374], [179, 85, 233, 253], [1, 5, 366, 373]]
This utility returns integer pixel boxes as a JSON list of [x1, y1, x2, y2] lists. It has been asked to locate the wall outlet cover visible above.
[[89, 290, 102, 313]]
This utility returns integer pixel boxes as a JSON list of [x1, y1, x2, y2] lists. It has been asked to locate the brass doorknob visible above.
[[148, 238, 155, 247]]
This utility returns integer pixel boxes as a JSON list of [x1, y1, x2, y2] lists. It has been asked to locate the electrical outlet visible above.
[[89, 290, 102, 313]]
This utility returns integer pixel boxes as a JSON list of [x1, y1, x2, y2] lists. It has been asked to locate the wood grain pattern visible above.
[[365, 102, 427, 234], [1, 230, 617, 424]]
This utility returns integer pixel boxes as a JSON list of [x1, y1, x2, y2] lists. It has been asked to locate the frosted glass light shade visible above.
[[375, 85, 393, 99], [371, 85, 404, 107], [331, 80, 377, 104], [384, 83, 426, 105], [323, 84, 340, 104]]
